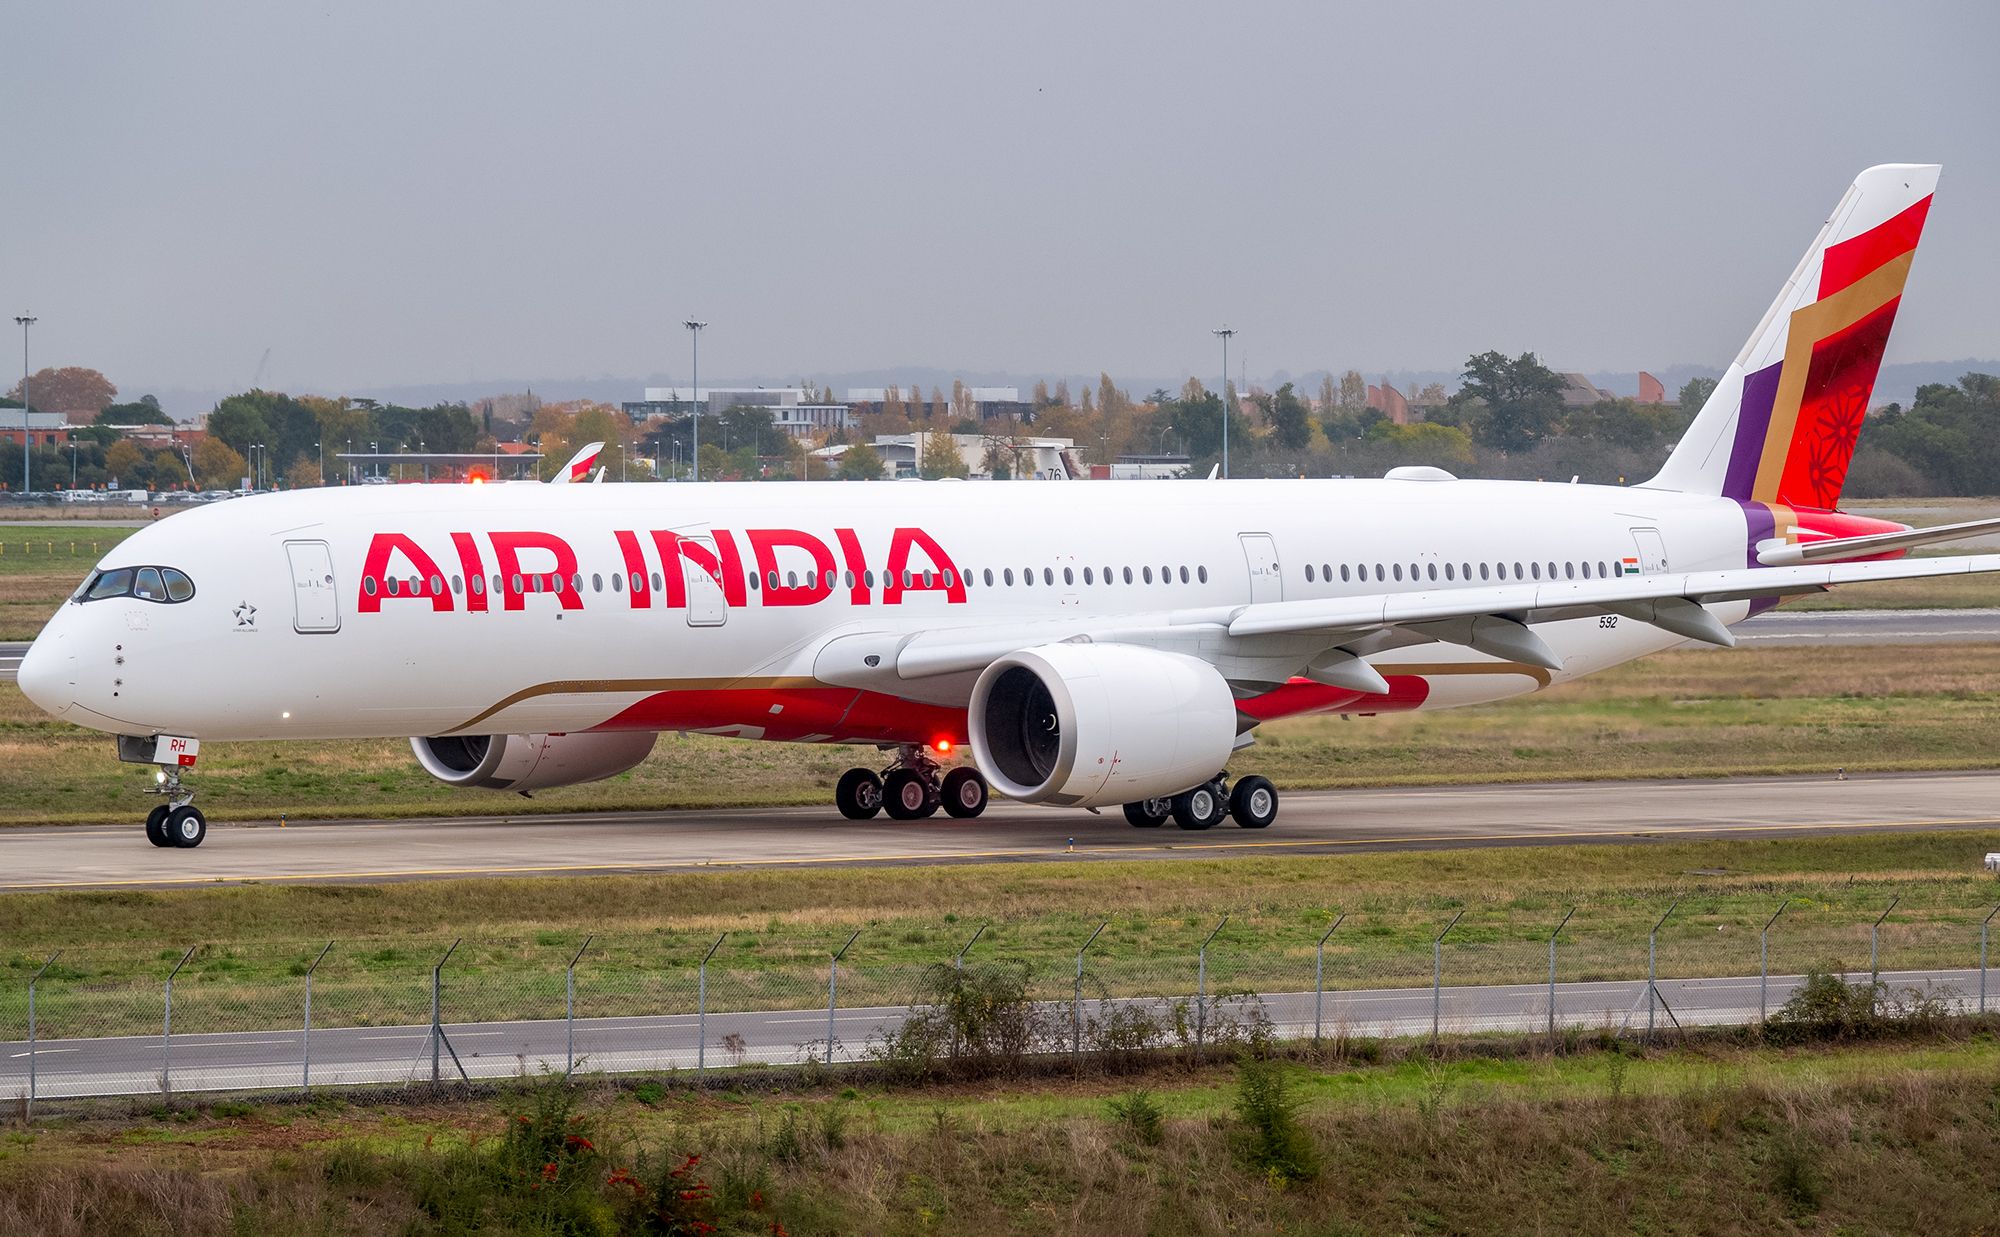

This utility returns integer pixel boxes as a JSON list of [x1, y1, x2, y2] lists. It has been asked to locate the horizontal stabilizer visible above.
[[1757, 516, 2000, 566]]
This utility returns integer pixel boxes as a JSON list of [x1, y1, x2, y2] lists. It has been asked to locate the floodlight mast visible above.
[[1212, 325, 1235, 479], [14, 315, 36, 494], [684, 320, 707, 481]]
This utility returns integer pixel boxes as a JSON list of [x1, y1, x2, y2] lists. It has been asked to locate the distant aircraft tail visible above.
[[1644, 164, 1938, 511], [550, 441, 605, 485]]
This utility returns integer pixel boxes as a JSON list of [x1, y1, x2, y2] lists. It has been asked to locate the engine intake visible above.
[[969, 642, 1237, 808], [410, 731, 657, 792]]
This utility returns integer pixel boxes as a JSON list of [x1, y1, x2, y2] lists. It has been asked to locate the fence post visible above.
[[825, 930, 860, 1067], [1073, 922, 1107, 1058], [301, 941, 332, 1094], [1546, 907, 1575, 1045], [1196, 916, 1229, 1052], [696, 933, 724, 1077], [1647, 899, 1680, 1043], [1982, 906, 1999, 1015], [951, 925, 987, 1061], [564, 935, 594, 1079], [26, 951, 59, 1122], [162, 946, 195, 1098], [1313, 913, 1345, 1048], [1869, 896, 1899, 987], [1760, 899, 1791, 1023], [1431, 910, 1465, 1045], [429, 939, 462, 1084]]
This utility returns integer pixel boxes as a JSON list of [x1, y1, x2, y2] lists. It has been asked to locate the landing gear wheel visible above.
[[940, 767, 988, 819], [1229, 776, 1278, 829], [145, 804, 174, 847], [1172, 783, 1228, 831], [166, 805, 207, 849], [1123, 798, 1171, 828], [883, 768, 939, 820], [835, 768, 885, 820]]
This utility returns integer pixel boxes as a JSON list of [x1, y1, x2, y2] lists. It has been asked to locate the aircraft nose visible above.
[[15, 628, 74, 717]]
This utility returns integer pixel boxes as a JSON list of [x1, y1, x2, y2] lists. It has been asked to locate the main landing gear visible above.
[[1123, 773, 1278, 832], [835, 745, 990, 821], [142, 765, 208, 848]]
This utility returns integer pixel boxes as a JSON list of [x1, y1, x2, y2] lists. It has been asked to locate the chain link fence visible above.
[[4, 900, 1994, 1114]]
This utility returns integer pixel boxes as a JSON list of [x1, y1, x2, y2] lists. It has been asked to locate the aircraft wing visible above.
[[820, 552, 2000, 701]]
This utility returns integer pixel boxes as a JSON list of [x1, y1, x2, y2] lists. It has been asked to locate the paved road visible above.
[[6, 611, 2000, 688], [3, 967, 1980, 1099], [1736, 607, 2000, 645], [4, 771, 1999, 892]]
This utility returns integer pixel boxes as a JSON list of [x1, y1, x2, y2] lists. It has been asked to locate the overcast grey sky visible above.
[[5, 1, 1996, 405]]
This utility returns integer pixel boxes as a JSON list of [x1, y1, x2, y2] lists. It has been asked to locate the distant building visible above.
[[1101, 452, 1191, 480], [1637, 371, 1667, 404], [844, 387, 1035, 423], [1556, 373, 1618, 408], [1366, 382, 1411, 425], [814, 433, 1081, 480], [623, 387, 854, 437], [0, 410, 72, 448]]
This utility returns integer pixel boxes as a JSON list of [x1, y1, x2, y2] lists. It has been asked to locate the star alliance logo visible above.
[[233, 601, 258, 629]]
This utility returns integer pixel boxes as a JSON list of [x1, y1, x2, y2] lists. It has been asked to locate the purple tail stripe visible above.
[[1722, 361, 1784, 500]]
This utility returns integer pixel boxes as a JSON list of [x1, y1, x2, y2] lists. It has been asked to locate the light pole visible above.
[[68, 440, 77, 489], [1157, 424, 1175, 454], [684, 319, 707, 481], [15, 315, 35, 494], [315, 441, 323, 485], [1212, 326, 1236, 479]]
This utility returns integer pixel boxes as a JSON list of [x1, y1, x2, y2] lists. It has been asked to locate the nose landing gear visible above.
[[834, 745, 990, 821], [142, 764, 208, 848]]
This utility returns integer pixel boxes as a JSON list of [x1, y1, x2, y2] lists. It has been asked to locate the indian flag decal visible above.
[[1621, 557, 1641, 576]]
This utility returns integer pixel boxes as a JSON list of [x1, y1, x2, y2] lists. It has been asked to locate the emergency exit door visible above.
[[284, 540, 341, 633], [1239, 533, 1284, 604], [682, 535, 728, 627]]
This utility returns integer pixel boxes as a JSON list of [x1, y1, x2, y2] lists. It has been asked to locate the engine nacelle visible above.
[[410, 732, 658, 792], [969, 642, 1238, 808]]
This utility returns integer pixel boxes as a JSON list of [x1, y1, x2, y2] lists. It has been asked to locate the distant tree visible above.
[[285, 458, 323, 489], [1317, 374, 1337, 412], [1454, 351, 1564, 452], [1052, 379, 1070, 408], [929, 386, 947, 423], [918, 428, 968, 478], [839, 442, 885, 480], [1078, 385, 1095, 416], [8, 366, 115, 415], [1269, 382, 1311, 450], [1338, 370, 1368, 413], [103, 440, 145, 485], [882, 385, 906, 422], [97, 399, 172, 427], [152, 449, 191, 487], [1417, 382, 1447, 405], [1678, 376, 1719, 417], [1031, 379, 1052, 408], [193, 437, 247, 488], [1367, 421, 1476, 471]]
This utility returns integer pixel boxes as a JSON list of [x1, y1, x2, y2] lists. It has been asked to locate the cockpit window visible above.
[[85, 568, 135, 601], [79, 566, 197, 605]]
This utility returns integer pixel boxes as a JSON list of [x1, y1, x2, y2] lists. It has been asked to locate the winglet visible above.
[[551, 442, 605, 485]]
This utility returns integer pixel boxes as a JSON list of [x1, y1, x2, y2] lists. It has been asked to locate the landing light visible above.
[[934, 739, 952, 754], [154, 769, 166, 784]]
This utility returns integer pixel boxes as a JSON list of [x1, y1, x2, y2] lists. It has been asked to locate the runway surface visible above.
[[4, 609, 1998, 686], [3, 966, 1978, 1099], [4, 771, 1999, 892]]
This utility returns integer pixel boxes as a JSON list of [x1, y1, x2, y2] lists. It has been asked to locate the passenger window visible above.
[[1123, 567, 1134, 584], [1565, 562, 1575, 579], [1392, 564, 1403, 582], [1179, 566, 1189, 583], [430, 574, 444, 595], [1530, 563, 1542, 580], [651, 572, 663, 592], [1340, 565, 1351, 582], [510, 574, 523, 594], [1198, 566, 1208, 583], [163, 568, 194, 602], [362, 575, 378, 597], [571, 573, 584, 593], [1044, 568, 1055, 586], [134, 567, 167, 601], [984, 569, 995, 587], [1084, 567, 1094, 585], [494, 575, 505, 596], [1142, 566, 1153, 584], [1445, 563, 1455, 581], [1306, 564, 1316, 582], [609, 573, 621, 593], [387, 576, 401, 596], [1479, 563, 1490, 581], [1513, 563, 1524, 580], [1024, 569, 1034, 587], [1004, 568, 1014, 585], [1427, 564, 1438, 582], [1374, 564, 1385, 582], [591, 573, 602, 592]]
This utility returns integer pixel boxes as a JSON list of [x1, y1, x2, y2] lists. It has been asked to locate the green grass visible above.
[[0, 524, 136, 639], [6, 639, 2000, 825], [5, 1037, 1999, 1234], [6, 831, 2000, 1039]]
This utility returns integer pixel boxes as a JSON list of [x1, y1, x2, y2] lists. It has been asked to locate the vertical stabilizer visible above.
[[1644, 164, 1938, 509]]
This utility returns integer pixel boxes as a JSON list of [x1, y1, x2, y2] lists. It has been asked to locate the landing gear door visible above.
[[1239, 533, 1284, 604], [284, 540, 341, 633], [1629, 527, 1669, 574], [682, 535, 728, 627]]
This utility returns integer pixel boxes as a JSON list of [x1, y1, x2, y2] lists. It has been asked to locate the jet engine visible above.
[[968, 642, 1237, 808], [410, 732, 658, 792]]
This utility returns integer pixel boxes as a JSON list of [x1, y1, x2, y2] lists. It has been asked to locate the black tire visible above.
[[883, 768, 939, 820], [1122, 798, 1171, 828], [940, 767, 988, 818], [1229, 775, 1278, 829], [835, 768, 884, 820], [166, 805, 207, 849], [1171, 783, 1227, 831], [145, 804, 174, 847]]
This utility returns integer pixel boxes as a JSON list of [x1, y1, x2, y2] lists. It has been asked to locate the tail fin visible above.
[[1645, 164, 1938, 509], [550, 441, 605, 485]]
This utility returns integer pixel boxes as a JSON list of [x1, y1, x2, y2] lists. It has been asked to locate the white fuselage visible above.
[[20, 476, 1754, 747]]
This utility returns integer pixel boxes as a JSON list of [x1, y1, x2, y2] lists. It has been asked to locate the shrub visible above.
[[1766, 966, 1882, 1044], [1232, 1055, 1320, 1186], [870, 960, 1055, 1079], [1106, 1088, 1166, 1146]]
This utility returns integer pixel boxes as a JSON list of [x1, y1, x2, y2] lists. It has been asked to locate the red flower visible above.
[[542, 1162, 559, 1181], [564, 1134, 595, 1152]]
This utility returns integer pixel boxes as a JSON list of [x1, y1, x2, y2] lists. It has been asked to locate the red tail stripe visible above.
[[1819, 195, 1930, 298]]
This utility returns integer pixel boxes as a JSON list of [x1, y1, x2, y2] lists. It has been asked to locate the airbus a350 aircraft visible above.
[[18, 163, 1999, 849]]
